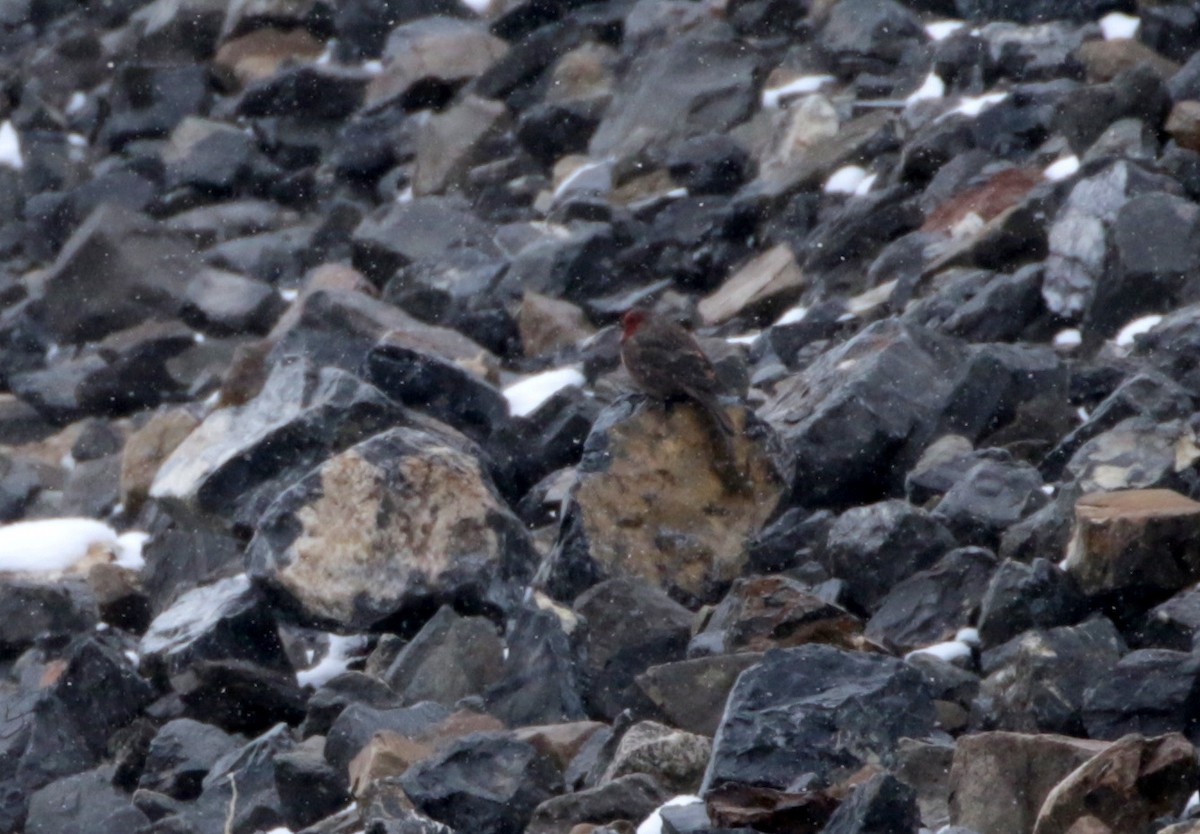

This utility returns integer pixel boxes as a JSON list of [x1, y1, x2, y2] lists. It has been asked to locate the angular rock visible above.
[[948, 731, 1107, 834], [932, 456, 1044, 547], [527, 772, 672, 834], [400, 732, 563, 834], [325, 701, 452, 777], [182, 267, 284, 336], [508, 591, 658, 728], [976, 618, 1124, 735], [1135, 587, 1200, 651], [1064, 489, 1200, 610], [139, 718, 241, 800], [698, 244, 806, 327], [172, 658, 308, 734], [703, 645, 935, 791], [976, 558, 1086, 649], [248, 427, 538, 631], [866, 547, 997, 654], [538, 396, 786, 606], [821, 772, 919, 834], [413, 95, 510, 197], [1082, 649, 1200, 741], [274, 738, 352, 830], [599, 720, 710, 795], [380, 605, 505, 707], [237, 64, 367, 121], [25, 766, 148, 834], [352, 197, 500, 283], [819, 0, 926, 77], [150, 357, 403, 531], [695, 574, 865, 655], [0, 577, 98, 656], [139, 574, 290, 681], [635, 653, 764, 737], [824, 500, 957, 613], [1033, 733, 1197, 834]]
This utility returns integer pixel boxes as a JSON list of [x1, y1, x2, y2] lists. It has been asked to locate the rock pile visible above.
[[2, 0, 1200, 832]]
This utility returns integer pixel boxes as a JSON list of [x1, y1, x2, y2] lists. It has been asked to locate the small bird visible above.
[[620, 308, 735, 434], [620, 309, 749, 492]]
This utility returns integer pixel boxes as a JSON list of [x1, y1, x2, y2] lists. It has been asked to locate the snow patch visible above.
[[296, 633, 369, 689], [725, 332, 760, 346], [637, 796, 704, 834], [1044, 155, 1080, 181], [925, 20, 966, 41], [1099, 12, 1139, 40], [461, 0, 492, 12], [825, 165, 868, 195], [1185, 791, 1199, 815], [774, 305, 808, 326], [951, 91, 1007, 118], [1053, 328, 1082, 348], [955, 627, 980, 646], [66, 91, 87, 114], [0, 518, 146, 573], [1114, 314, 1162, 347], [504, 366, 585, 418], [854, 173, 878, 196], [279, 287, 300, 302], [906, 73, 945, 105], [906, 640, 972, 664], [66, 133, 87, 147], [361, 59, 383, 76], [0, 121, 23, 170], [761, 75, 835, 109]]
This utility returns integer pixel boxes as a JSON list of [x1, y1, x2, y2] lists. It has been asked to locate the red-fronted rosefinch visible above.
[[620, 309, 748, 492]]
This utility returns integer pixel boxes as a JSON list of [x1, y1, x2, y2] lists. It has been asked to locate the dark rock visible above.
[[139, 718, 242, 801], [866, 547, 997, 654], [745, 507, 832, 575], [489, 385, 600, 502], [139, 574, 290, 682], [588, 25, 763, 171], [51, 635, 156, 757], [173, 658, 308, 734], [238, 64, 367, 121], [759, 320, 967, 506], [182, 268, 285, 336], [100, 63, 210, 150], [635, 653, 765, 737], [334, 0, 474, 60], [301, 671, 400, 738], [248, 427, 538, 631], [25, 766, 148, 834], [380, 604, 505, 707], [976, 617, 1124, 735], [274, 739, 351, 830], [26, 204, 202, 345], [0, 452, 44, 521], [400, 732, 563, 834], [0, 577, 98, 656], [573, 577, 692, 721], [1082, 649, 1200, 741], [825, 500, 957, 613], [931, 456, 1045, 547], [820, 0, 926, 77], [351, 197, 500, 283], [976, 558, 1086, 649], [955, 0, 1129, 25], [484, 600, 589, 727], [150, 357, 403, 531], [517, 99, 605, 167], [324, 700, 452, 776], [1134, 588, 1200, 652], [821, 773, 919, 834], [667, 134, 753, 196], [499, 221, 626, 304], [412, 94, 510, 197], [703, 645, 935, 791]]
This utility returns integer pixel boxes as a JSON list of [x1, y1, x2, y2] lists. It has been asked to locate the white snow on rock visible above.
[[0, 121, 23, 170], [1044, 155, 1080, 181], [461, 0, 493, 13], [1053, 328, 1082, 349], [637, 795, 704, 834], [956, 627, 980, 646], [825, 165, 869, 195], [906, 73, 945, 105], [66, 91, 87, 114], [925, 20, 966, 41], [906, 639, 972, 664], [1099, 12, 1139, 40], [1115, 314, 1163, 347], [761, 74, 834, 109], [950, 91, 1008, 118], [774, 305, 808, 326], [296, 633, 370, 689], [0, 518, 148, 573], [504, 366, 585, 418], [725, 332, 760, 346], [854, 172, 878, 196]]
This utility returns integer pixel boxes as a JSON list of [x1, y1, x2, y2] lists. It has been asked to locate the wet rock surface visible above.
[[5, 0, 1200, 832]]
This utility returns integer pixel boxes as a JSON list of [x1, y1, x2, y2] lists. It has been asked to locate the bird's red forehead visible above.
[[621, 308, 648, 336]]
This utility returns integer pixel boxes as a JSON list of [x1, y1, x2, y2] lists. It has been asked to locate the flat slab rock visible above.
[[248, 426, 539, 630]]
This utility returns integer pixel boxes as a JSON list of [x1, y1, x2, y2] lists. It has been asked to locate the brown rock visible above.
[[698, 244, 807, 327], [120, 407, 201, 516], [213, 27, 325, 87], [949, 731, 1108, 834], [695, 575, 866, 654], [1033, 733, 1198, 834], [922, 168, 1043, 236], [1063, 489, 1200, 600], [545, 42, 617, 104], [513, 722, 607, 772], [1075, 39, 1178, 83], [1166, 101, 1200, 153], [519, 292, 596, 358], [541, 401, 786, 605], [635, 653, 764, 736], [895, 738, 954, 830], [366, 17, 508, 110]]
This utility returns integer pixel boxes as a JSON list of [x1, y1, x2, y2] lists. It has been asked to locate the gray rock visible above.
[[1082, 649, 1200, 741], [139, 718, 242, 800], [381, 605, 505, 707]]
